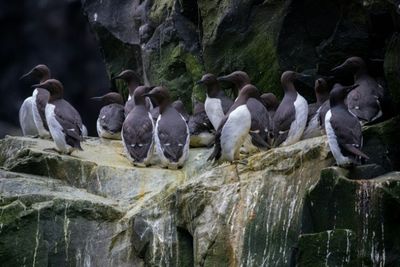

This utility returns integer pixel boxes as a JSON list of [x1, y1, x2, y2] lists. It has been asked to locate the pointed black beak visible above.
[[20, 70, 33, 80], [217, 75, 229, 82], [31, 83, 41, 88], [331, 62, 348, 73], [196, 80, 203, 85], [111, 74, 122, 81], [90, 96, 103, 101]]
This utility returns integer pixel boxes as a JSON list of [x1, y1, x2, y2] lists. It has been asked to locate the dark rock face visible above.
[[0, 0, 109, 137], [81, 0, 400, 110]]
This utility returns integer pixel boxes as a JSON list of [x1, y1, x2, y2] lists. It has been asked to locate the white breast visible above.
[[32, 89, 50, 138], [281, 93, 308, 146], [302, 108, 323, 140], [45, 104, 72, 153], [205, 96, 225, 131], [96, 119, 121, 140], [324, 110, 352, 166], [220, 105, 252, 161], [19, 96, 38, 136], [154, 114, 189, 169]]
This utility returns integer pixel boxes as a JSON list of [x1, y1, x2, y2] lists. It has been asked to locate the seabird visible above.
[[302, 78, 329, 139], [331, 57, 384, 124], [188, 101, 215, 147], [325, 83, 369, 166], [218, 71, 271, 149], [33, 79, 84, 154], [122, 86, 154, 166], [144, 86, 190, 169], [208, 84, 260, 162], [19, 64, 51, 137], [91, 92, 125, 140], [273, 71, 309, 147], [197, 73, 233, 131]]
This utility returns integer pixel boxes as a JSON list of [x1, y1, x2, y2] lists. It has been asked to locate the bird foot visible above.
[[43, 148, 62, 154], [233, 159, 248, 165]]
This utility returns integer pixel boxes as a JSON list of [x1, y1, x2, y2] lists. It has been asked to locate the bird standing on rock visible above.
[[302, 78, 329, 139], [273, 71, 309, 147], [144, 87, 189, 169], [122, 86, 155, 167], [112, 69, 153, 115], [91, 92, 125, 140], [218, 71, 271, 149], [188, 101, 215, 148], [331, 57, 384, 124], [19, 64, 51, 137], [325, 83, 369, 166], [197, 73, 233, 131], [33, 79, 84, 154], [172, 100, 189, 123], [208, 84, 260, 163]]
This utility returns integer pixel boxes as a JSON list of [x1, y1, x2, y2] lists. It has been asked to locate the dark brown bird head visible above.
[[260, 93, 279, 111], [280, 71, 310, 92], [134, 86, 152, 106], [217, 71, 250, 91], [91, 92, 124, 106], [142, 86, 170, 111], [314, 78, 329, 103], [32, 79, 64, 100], [331, 57, 367, 75], [237, 84, 260, 102], [20, 64, 51, 83], [329, 83, 359, 107], [197, 73, 218, 86]]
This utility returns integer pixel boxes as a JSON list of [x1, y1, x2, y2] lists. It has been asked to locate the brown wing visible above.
[[99, 104, 125, 133], [123, 110, 154, 161], [330, 109, 366, 158]]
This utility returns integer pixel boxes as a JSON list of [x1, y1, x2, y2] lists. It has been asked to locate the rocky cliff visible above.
[[0, 117, 399, 266], [80, 0, 400, 109]]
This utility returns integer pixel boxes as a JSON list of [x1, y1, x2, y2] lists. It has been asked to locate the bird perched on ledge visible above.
[[122, 86, 154, 167], [19, 64, 51, 138], [325, 83, 369, 166], [32, 79, 84, 154], [144, 86, 189, 169], [273, 71, 309, 147], [91, 92, 125, 140], [208, 84, 260, 163]]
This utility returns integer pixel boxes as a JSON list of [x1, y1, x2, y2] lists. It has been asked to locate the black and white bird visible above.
[[19, 64, 51, 137], [122, 86, 154, 167], [302, 78, 329, 139], [325, 83, 370, 166], [218, 71, 271, 149], [33, 79, 84, 154], [172, 100, 189, 123], [144, 87, 190, 169], [197, 73, 233, 131], [113, 69, 153, 115], [208, 84, 260, 162], [91, 92, 125, 140], [188, 101, 215, 148], [273, 71, 309, 147], [331, 57, 384, 124]]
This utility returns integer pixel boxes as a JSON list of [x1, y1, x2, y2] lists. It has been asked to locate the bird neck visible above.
[[40, 72, 50, 83], [206, 84, 221, 98], [316, 92, 329, 105], [354, 66, 368, 81], [128, 81, 140, 96], [159, 100, 171, 114]]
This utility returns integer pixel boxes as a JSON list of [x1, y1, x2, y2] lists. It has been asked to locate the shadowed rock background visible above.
[[0, 0, 109, 137]]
